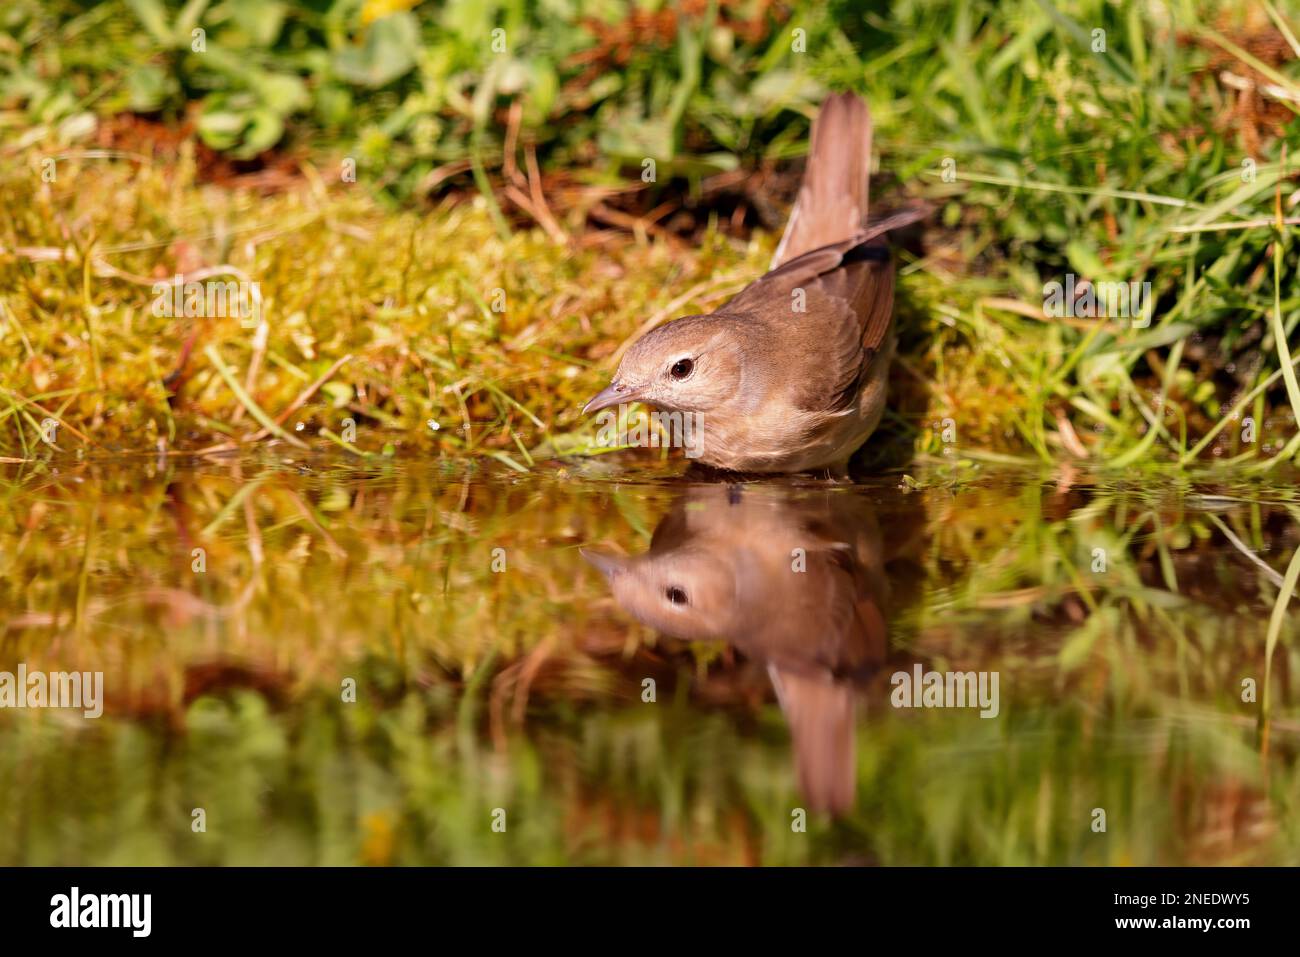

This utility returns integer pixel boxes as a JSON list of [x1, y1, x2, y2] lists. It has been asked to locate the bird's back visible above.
[[696, 93, 923, 473]]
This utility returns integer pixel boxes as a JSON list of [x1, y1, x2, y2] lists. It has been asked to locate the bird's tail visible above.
[[771, 91, 872, 268], [768, 665, 857, 816]]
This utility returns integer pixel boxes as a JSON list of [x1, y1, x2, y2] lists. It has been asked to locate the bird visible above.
[[583, 91, 924, 475], [582, 483, 913, 814]]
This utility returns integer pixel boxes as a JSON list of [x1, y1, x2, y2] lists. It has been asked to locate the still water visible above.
[[1, 455, 1297, 865]]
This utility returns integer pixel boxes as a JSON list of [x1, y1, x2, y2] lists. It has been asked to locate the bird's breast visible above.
[[693, 348, 891, 473]]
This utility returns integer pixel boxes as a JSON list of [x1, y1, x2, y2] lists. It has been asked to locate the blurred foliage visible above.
[[1, 0, 843, 187]]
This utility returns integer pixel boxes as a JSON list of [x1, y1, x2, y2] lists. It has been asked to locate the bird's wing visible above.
[[729, 207, 925, 342], [723, 220, 917, 411]]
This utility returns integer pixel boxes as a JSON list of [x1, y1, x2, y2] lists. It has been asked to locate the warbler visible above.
[[584, 92, 924, 475]]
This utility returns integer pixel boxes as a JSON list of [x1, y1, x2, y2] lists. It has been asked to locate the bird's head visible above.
[[581, 543, 743, 642], [583, 316, 746, 416]]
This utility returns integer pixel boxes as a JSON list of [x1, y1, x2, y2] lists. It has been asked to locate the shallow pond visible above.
[[1, 455, 1298, 865]]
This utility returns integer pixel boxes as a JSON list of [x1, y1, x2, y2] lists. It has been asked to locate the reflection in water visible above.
[[585, 484, 924, 814], [3, 459, 1300, 864]]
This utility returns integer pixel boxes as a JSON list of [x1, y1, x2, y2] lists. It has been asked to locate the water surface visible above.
[[1, 456, 1297, 865]]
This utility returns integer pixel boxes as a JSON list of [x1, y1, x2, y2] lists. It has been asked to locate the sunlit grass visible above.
[[2, 1, 1299, 471]]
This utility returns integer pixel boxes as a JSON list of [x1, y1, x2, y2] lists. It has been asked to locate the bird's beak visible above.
[[583, 380, 638, 415], [580, 547, 627, 581]]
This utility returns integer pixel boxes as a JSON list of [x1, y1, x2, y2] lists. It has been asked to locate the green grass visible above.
[[0, 0, 1298, 471]]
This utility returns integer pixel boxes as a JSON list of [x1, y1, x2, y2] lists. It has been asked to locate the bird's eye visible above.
[[669, 358, 694, 380], [664, 586, 688, 606]]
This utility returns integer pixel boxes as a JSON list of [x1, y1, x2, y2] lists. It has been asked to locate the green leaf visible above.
[[175, 0, 212, 40], [1099, 322, 1195, 354], [524, 61, 558, 126], [126, 64, 171, 112], [333, 12, 419, 88], [226, 0, 284, 46], [250, 72, 309, 114], [125, 0, 177, 48], [196, 109, 247, 151], [237, 109, 284, 158]]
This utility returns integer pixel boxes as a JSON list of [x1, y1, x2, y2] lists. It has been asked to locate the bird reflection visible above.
[[584, 483, 923, 815]]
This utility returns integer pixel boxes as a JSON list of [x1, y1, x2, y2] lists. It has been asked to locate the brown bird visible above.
[[583, 92, 924, 475], [583, 484, 905, 815]]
